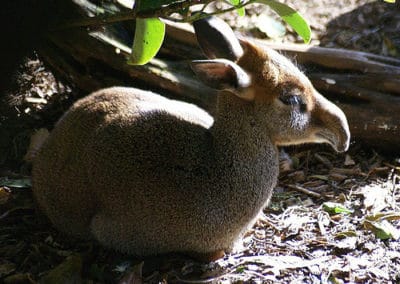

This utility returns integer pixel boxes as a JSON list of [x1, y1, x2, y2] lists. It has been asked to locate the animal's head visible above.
[[191, 16, 350, 152]]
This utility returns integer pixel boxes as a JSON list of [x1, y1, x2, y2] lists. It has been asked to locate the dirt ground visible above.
[[1, 1, 400, 283]]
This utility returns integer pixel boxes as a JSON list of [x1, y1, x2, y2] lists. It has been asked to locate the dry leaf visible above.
[[314, 153, 333, 168], [0, 261, 16, 278], [119, 262, 144, 284], [334, 236, 357, 250], [360, 184, 389, 213], [0, 187, 11, 205], [39, 254, 83, 284], [344, 154, 356, 166], [329, 173, 347, 182], [287, 171, 305, 182], [331, 167, 362, 176], [366, 212, 400, 222], [3, 273, 36, 284], [279, 150, 294, 173], [24, 128, 50, 162]]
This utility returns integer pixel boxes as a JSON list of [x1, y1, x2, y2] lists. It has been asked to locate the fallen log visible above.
[[37, 20, 400, 153], [39, 28, 217, 110]]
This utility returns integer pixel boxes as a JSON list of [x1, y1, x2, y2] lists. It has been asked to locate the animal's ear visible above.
[[191, 59, 253, 100], [193, 16, 243, 61]]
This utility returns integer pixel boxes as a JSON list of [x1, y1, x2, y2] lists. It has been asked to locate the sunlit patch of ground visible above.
[[224, 147, 400, 283]]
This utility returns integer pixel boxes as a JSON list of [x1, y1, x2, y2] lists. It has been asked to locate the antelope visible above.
[[32, 16, 350, 261]]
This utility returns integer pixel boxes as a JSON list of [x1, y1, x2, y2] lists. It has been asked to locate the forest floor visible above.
[[1, 0, 400, 283]]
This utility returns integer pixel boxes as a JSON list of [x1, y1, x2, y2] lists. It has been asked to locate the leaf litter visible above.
[[1, 145, 400, 283]]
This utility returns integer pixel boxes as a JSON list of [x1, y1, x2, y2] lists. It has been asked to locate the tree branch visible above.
[[53, 0, 252, 30]]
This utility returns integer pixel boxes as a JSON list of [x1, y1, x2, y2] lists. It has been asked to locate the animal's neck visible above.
[[212, 92, 277, 167], [209, 92, 279, 224]]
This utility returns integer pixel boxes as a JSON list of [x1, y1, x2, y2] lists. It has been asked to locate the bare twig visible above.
[[287, 184, 322, 198], [314, 153, 333, 169]]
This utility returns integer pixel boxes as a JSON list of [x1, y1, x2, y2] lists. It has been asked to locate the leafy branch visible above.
[[56, 0, 312, 65], [55, 0, 397, 65], [56, 0, 246, 29]]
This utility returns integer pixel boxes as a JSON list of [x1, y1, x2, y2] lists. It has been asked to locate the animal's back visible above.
[[32, 87, 215, 239]]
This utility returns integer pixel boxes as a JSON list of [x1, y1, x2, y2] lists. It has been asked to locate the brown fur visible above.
[[32, 36, 350, 260]]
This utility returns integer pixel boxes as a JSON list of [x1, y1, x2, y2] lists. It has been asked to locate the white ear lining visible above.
[[191, 59, 254, 101]]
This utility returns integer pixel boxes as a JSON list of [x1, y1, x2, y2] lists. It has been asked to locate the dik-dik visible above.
[[32, 17, 350, 260]]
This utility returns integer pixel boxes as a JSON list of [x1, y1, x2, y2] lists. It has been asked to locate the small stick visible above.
[[287, 184, 322, 198], [314, 153, 333, 169]]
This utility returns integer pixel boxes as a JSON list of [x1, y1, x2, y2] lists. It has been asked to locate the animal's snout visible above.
[[313, 91, 350, 153]]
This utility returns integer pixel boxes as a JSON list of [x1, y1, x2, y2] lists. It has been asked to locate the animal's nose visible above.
[[313, 91, 350, 153], [335, 129, 350, 152]]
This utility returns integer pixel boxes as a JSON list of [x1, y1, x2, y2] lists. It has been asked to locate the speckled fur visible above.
[[32, 37, 349, 258]]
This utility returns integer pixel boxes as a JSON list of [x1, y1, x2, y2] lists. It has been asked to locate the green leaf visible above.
[[236, 266, 246, 273], [0, 178, 31, 188], [383, 0, 395, 3], [364, 220, 400, 240], [256, 0, 311, 43], [128, 18, 165, 65], [322, 202, 353, 215], [228, 0, 246, 16]]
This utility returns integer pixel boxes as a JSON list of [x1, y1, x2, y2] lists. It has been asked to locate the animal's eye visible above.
[[279, 95, 303, 106], [279, 95, 307, 112]]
